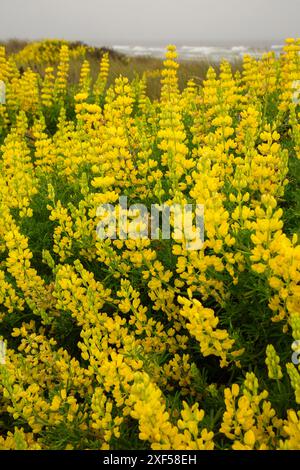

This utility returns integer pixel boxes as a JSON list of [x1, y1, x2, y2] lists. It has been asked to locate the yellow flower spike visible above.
[[265, 345, 283, 380], [50, 395, 61, 412], [178, 296, 241, 366], [244, 429, 256, 448]]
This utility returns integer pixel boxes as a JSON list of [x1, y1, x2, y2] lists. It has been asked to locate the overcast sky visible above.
[[0, 0, 299, 46]]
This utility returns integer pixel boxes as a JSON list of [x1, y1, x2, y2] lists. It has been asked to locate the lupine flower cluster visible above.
[[0, 39, 300, 450]]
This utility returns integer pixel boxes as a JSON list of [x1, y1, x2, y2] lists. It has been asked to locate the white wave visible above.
[[132, 46, 149, 52], [231, 46, 248, 53], [180, 46, 227, 55], [113, 45, 132, 49]]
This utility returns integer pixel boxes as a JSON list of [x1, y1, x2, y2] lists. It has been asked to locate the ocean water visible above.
[[112, 44, 284, 61]]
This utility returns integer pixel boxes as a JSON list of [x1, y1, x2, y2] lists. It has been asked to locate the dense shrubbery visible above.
[[0, 39, 300, 450]]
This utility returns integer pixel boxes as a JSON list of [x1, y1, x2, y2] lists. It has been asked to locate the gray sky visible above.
[[1, 0, 299, 45]]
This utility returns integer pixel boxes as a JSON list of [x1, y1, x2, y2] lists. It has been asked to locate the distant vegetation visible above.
[[0, 39, 242, 99]]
